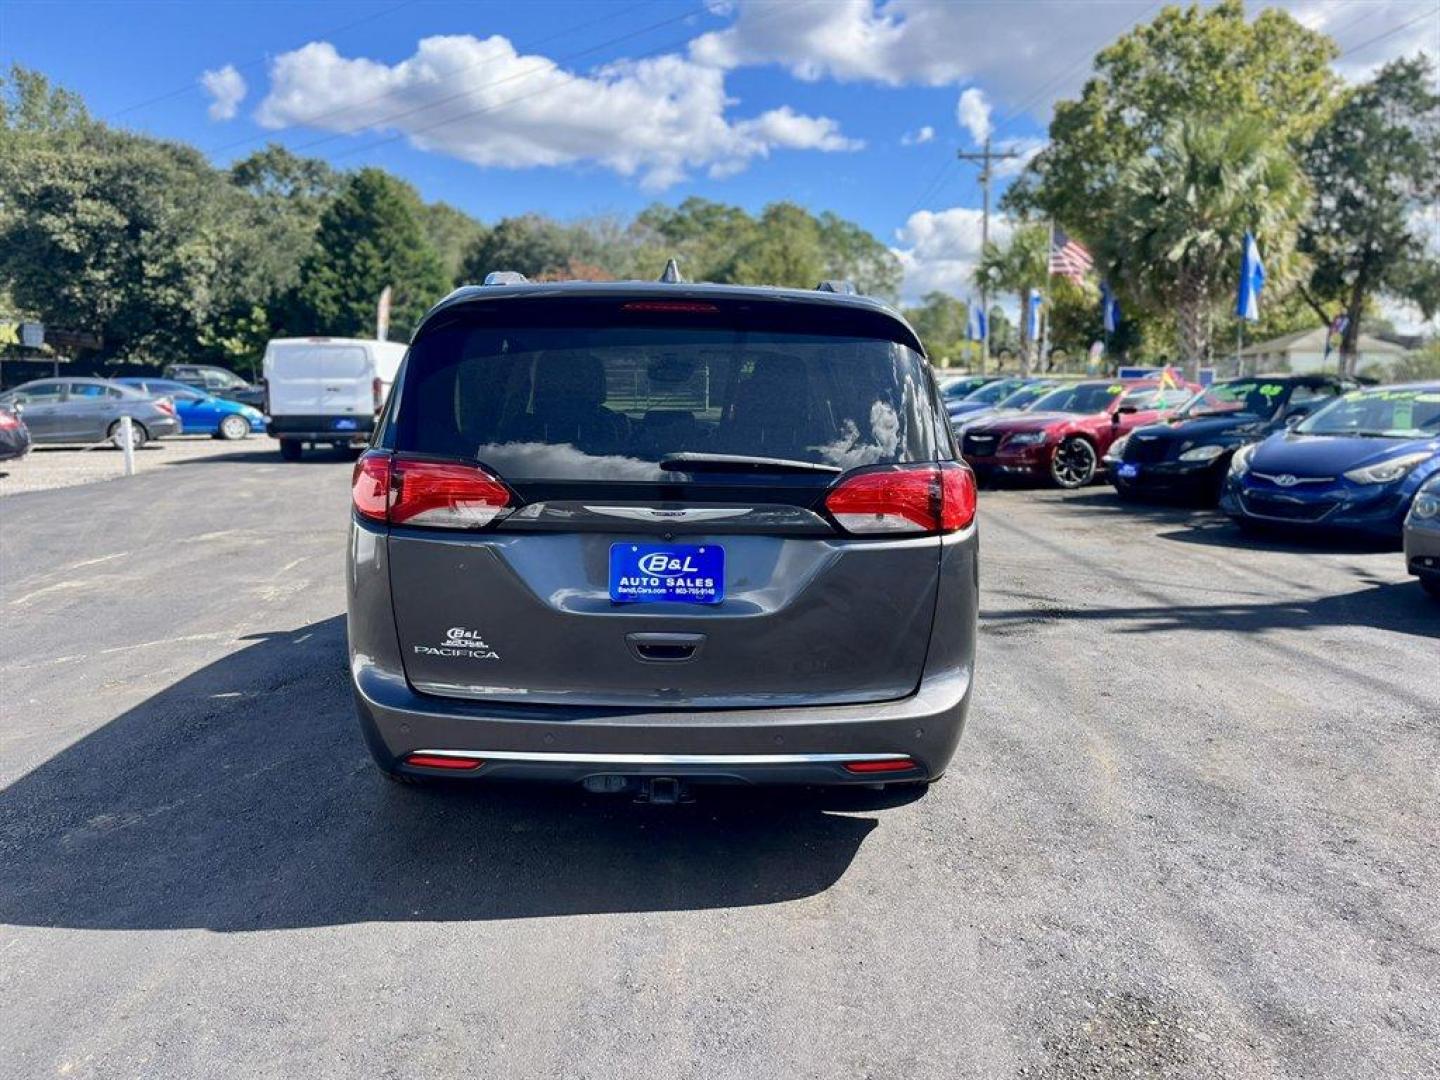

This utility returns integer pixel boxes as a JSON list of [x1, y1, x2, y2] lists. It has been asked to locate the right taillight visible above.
[[824, 462, 976, 535], [351, 452, 514, 529]]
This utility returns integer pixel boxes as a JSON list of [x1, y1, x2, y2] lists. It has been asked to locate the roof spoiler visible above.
[[483, 271, 529, 285], [815, 280, 858, 295]]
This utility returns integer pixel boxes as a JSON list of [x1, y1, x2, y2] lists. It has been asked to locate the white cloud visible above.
[[890, 206, 1014, 303], [200, 64, 247, 121], [691, 1, 1440, 129], [255, 35, 859, 189], [992, 136, 1047, 179], [956, 88, 991, 145], [900, 124, 934, 146]]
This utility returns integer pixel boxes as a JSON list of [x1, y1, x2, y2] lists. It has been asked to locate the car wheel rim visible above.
[[1053, 441, 1094, 487], [221, 416, 246, 439]]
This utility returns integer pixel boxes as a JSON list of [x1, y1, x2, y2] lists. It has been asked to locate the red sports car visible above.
[[960, 379, 1199, 488]]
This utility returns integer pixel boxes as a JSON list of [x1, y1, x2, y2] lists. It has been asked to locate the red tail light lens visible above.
[[352, 452, 513, 528], [155, 397, 176, 416], [824, 463, 976, 535], [0, 412, 18, 430], [390, 457, 512, 528], [351, 451, 391, 523]]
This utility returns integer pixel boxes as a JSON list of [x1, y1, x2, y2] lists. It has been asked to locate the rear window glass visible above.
[[270, 345, 368, 378], [395, 323, 944, 480]]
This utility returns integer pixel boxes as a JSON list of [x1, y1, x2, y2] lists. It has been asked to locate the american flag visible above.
[[1049, 228, 1093, 283]]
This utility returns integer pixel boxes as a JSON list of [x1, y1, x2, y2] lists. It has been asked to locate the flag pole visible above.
[[1038, 219, 1056, 374]]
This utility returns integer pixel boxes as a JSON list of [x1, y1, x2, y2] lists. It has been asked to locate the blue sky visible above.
[[5, 0, 1438, 305]]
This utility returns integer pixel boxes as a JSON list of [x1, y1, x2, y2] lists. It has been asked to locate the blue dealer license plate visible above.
[[1117, 463, 1139, 479], [332, 417, 359, 431], [609, 544, 724, 605]]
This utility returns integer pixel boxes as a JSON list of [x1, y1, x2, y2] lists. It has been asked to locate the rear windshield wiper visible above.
[[659, 452, 843, 475]]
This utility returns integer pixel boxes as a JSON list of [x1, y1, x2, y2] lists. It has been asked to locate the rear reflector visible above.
[[825, 463, 976, 535], [404, 753, 483, 771], [351, 451, 514, 529], [844, 758, 919, 774]]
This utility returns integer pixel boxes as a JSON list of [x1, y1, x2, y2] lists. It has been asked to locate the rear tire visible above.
[[108, 420, 148, 450], [279, 438, 302, 461], [217, 414, 250, 441], [1050, 437, 1097, 488]]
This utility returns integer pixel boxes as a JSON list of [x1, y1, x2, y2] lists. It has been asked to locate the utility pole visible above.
[[958, 138, 1019, 374]]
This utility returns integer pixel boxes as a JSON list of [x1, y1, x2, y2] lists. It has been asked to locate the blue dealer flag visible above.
[[1236, 232, 1266, 321]]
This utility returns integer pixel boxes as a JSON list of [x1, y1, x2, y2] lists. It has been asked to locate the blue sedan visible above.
[[1221, 383, 1440, 540], [117, 378, 267, 440]]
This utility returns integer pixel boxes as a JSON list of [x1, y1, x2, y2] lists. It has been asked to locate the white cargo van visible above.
[[262, 337, 407, 460]]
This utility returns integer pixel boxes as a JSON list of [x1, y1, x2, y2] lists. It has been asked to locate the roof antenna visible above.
[[659, 258, 684, 284]]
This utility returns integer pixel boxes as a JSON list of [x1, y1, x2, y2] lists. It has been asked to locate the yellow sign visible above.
[[0, 322, 19, 346]]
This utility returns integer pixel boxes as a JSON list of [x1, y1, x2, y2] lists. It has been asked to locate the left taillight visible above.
[[351, 451, 513, 529], [351, 451, 391, 523], [155, 396, 176, 416], [824, 462, 976, 535], [0, 411, 19, 430]]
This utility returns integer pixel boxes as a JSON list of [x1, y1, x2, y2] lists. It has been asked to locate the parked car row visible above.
[[0, 371, 267, 454], [943, 369, 1440, 599]]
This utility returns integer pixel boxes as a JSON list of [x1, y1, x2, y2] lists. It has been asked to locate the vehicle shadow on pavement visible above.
[[1057, 489, 1400, 555], [981, 579, 1438, 640], [0, 616, 888, 932]]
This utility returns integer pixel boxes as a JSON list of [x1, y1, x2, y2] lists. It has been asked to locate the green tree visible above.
[[728, 203, 825, 288], [1299, 56, 1440, 375], [975, 223, 1049, 374], [422, 201, 488, 286], [902, 292, 970, 363], [460, 213, 582, 282], [1099, 115, 1308, 377], [291, 168, 449, 340], [1007, 1, 1338, 240], [0, 69, 261, 362], [816, 212, 901, 301], [632, 198, 759, 282]]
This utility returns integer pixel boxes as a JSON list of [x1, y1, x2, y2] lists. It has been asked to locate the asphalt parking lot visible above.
[[1, 452, 1436, 1079], [0, 435, 271, 497]]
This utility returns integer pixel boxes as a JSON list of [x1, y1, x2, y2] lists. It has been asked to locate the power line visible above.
[[106, 0, 417, 120]]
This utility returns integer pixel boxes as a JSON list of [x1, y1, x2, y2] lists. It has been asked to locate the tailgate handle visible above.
[[627, 633, 705, 663]]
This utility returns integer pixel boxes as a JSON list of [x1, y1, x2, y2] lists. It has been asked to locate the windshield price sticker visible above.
[[1259, 384, 1283, 398]]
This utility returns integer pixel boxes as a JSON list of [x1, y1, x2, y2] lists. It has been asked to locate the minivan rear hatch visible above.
[[381, 293, 952, 708]]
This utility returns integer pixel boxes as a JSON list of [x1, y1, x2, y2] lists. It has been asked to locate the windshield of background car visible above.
[[1028, 382, 1126, 414], [997, 383, 1053, 409], [394, 321, 944, 481], [1296, 387, 1440, 438], [1176, 380, 1285, 419], [941, 377, 988, 400], [965, 379, 1024, 404]]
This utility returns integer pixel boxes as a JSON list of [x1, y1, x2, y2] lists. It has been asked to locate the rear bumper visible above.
[[147, 416, 183, 438], [268, 414, 375, 441], [351, 658, 971, 785]]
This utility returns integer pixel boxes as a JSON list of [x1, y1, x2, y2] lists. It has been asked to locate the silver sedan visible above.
[[0, 377, 182, 448]]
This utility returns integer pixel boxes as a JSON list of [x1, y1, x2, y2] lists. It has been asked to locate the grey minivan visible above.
[[346, 278, 978, 797]]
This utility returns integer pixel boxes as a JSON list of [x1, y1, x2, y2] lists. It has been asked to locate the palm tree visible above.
[[1099, 115, 1308, 380], [974, 223, 1049, 374]]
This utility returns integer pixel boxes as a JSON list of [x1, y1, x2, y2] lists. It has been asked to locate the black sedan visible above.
[[0, 405, 31, 461], [1107, 374, 1353, 503]]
